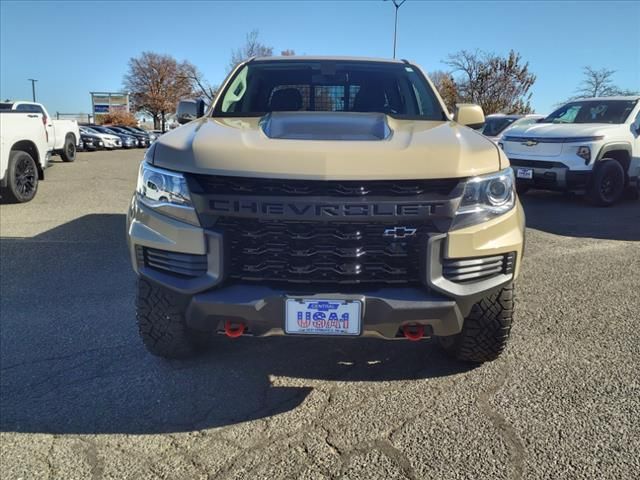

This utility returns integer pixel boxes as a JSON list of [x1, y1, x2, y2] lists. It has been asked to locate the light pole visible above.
[[28, 78, 38, 102], [386, 0, 407, 59]]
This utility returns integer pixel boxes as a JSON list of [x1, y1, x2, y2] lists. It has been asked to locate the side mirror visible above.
[[176, 98, 206, 125], [454, 104, 485, 129]]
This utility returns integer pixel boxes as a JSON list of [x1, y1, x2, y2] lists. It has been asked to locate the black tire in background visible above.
[[438, 285, 515, 363], [586, 159, 625, 206], [1, 150, 38, 203], [136, 278, 210, 358], [60, 134, 77, 162], [516, 183, 530, 196]]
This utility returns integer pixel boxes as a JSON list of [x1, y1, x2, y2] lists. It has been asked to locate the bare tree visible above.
[[430, 70, 458, 112], [228, 30, 273, 72], [181, 64, 218, 104], [123, 52, 197, 130], [445, 50, 536, 115], [573, 66, 638, 98]]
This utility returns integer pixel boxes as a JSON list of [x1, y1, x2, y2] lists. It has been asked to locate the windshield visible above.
[[542, 100, 637, 124], [481, 117, 518, 136], [213, 60, 445, 120], [0, 102, 14, 110]]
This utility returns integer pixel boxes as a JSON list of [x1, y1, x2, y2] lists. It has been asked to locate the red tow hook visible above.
[[224, 320, 246, 338], [402, 324, 425, 341]]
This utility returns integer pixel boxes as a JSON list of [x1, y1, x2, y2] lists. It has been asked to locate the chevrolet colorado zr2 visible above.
[[126, 56, 525, 363]]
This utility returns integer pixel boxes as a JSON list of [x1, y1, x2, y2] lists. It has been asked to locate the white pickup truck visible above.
[[0, 111, 51, 202], [501, 96, 640, 206], [0, 101, 80, 163]]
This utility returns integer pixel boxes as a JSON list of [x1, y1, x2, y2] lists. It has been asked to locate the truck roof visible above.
[[251, 55, 405, 64], [573, 96, 640, 101]]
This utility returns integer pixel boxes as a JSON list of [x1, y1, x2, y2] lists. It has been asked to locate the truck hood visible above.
[[152, 113, 501, 180], [504, 122, 620, 139]]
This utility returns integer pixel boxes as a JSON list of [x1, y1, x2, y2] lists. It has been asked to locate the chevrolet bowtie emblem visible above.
[[383, 227, 417, 239], [523, 139, 539, 147]]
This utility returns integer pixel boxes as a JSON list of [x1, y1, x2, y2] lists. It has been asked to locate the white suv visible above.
[[500, 96, 640, 205]]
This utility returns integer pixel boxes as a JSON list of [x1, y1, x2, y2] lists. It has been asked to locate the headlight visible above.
[[452, 168, 516, 229], [136, 154, 199, 226], [577, 146, 591, 164]]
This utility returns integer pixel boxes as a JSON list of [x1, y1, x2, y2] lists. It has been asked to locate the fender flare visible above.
[[595, 142, 632, 161]]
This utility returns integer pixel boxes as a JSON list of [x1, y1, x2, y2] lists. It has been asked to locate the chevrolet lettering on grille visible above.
[[207, 198, 446, 220]]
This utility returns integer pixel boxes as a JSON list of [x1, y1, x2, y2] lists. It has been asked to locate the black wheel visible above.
[[60, 134, 76, 162], [438, 285, 514, 363], [587, 159, 625, 206], [623, 182, 640, 201], [2, 150, 38, 203], [516, 183, 530, 195], [136, 278, 210, 358]]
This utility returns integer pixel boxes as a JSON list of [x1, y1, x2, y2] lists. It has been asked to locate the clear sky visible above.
[[1, 0, 638, 115]]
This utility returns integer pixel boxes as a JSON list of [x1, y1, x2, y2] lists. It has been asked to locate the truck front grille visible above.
[[190, 175, 460, 197], [443, 253, 515, 283], [509, 159, 567, 170], [218, 218, 431, 285]]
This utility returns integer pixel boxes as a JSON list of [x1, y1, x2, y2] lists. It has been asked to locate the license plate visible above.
[[516, 167, 534, 179], [285, 299, 362, 336]]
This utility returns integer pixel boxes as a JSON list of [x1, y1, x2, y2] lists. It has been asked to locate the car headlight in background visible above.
[[577, 146, 591, 164], [451, 168, 516, 229], [136, 155, 200, 226]]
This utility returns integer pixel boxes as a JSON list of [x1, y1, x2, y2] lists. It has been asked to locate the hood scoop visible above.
[[260, 111, 392, 141]]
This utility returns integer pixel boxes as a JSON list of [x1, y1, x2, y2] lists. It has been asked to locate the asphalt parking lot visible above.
[[1, 149, 639, 480]]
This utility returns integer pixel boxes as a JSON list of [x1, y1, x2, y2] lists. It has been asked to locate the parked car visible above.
[[481, 114, 544, 143], [0, 110, 51, 202], [0, 101, 80, 162], [80, 126, 121, 150], [127, 56, 525, 364], [116, 126, 157, 143], [79, 132, 104, 151], [501, 96, 640, 205], [90, 126, 137, 149], [107, 126, 150, 148]]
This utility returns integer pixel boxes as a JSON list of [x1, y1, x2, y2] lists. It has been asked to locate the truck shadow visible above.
[[520, 190, 640, 241], [0, 214, 470, 435]]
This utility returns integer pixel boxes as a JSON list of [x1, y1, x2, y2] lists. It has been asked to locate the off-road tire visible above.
[[2, 150, 38, 203], [623, 183, 640, 201], [587, 159, 625, 206], [60, 134, 76, 162], [136, 278, 209, 358], [438, 284, 514, 363]]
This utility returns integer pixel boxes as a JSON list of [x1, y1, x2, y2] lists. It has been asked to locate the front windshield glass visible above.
[[481, 117, 517, 136], [542, 100, 637, 124], [213, 60, 446, 120]]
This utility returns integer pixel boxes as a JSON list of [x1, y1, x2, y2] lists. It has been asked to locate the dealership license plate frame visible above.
[[285, 298, 362, 336], [516, 167, 534, 180]]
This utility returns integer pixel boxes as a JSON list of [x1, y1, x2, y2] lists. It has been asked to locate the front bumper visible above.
[[127, 196, 524, 338], [510, 159, 591, 190]]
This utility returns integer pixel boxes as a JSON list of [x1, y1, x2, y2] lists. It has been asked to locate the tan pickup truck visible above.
[[127, 56, 525, 363]]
